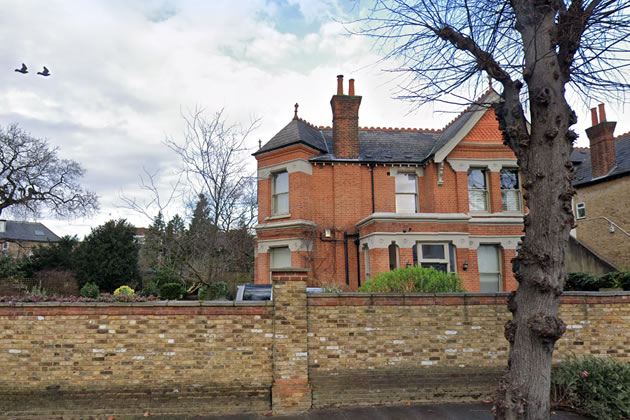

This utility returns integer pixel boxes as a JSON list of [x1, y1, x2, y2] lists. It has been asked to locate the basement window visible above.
[[575, 202, 586, 219]]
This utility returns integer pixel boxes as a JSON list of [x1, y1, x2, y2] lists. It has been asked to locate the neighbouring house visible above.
[[0, 219, 61, 259], [253, 75, 525, 292], [569, 104, 630, 272]]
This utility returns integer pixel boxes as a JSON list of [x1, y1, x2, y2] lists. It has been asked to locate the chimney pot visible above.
[[349, 79, 355, 96], [337, 75, 344, 95], [590, 108, 598, 126], [598, 104, 607, 122]]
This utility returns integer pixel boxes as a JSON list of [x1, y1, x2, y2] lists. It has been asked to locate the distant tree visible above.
[[0, 124, 98, 218], [27, 236, 78, 272], [358, 1, 630, 418], [72, 219, 140, 292]]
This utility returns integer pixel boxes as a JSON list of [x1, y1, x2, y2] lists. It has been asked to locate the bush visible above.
[[113, 285, 135, 296], [198, 281, 231, 300], [79, 282, 99, 299], [140, 280, 160, 297], [159, 282, 183, 300], [359, 266, 464, 293], [552, 356, 630, 419], [565, 272, 600, 291], [600, 270, 630, 290]]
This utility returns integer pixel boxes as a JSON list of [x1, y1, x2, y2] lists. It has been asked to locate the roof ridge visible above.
[[440, 88, 495, 132], [295, 117, 321, 130], [573, 146, 589, 150], [615, 131, 630, 140], [358, 126, 441, 133]]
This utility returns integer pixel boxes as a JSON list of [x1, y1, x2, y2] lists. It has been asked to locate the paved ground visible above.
[[145, 403, 586, 420]]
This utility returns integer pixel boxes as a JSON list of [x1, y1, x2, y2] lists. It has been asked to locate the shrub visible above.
[[140, 280, 160, 297], [33, 269, 79, 297], [198, 281, 231, 300], [552, 356, 630, 419], [79, 282, 99, 299], [159, 282, 183, 300], [113, 285, 135, 296], [565, 272, 600, 291], [359, 266, 464, 293], [600, 271, 630, 290], [197, 285, 209, 300]]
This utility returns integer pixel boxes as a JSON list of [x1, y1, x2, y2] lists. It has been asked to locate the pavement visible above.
[[145, 403, 586, 420]]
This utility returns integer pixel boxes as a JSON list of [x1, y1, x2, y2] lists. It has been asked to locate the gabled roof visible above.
[[571, 133, 630, 186], [0, 221, 60, 243], [254, 89, 501, 164]]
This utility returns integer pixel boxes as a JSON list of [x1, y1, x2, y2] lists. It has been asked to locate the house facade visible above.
[[0, 219, 61, 258], [570, 104, 630, 270], [253, 76, 524, 292]]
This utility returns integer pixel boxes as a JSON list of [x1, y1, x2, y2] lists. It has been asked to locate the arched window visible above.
[[388, 242, 399, 270]]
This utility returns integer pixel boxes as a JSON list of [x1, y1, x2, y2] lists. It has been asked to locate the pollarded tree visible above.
[[0, 124, 98, 218], [358, 1, 630, 419]]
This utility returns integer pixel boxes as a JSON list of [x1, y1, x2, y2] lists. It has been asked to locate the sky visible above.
[[1, 0, 629, 238]]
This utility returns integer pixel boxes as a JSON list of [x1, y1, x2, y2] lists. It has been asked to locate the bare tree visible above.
[[0, 124, 98, 218], [119, 167, 183, 222], [357, 1, 630, 419], [165, 108, 260, 231]]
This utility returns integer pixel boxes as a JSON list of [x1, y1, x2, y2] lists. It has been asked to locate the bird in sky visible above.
[[14, 63, 28, 74], [37, 66, 50, 77]]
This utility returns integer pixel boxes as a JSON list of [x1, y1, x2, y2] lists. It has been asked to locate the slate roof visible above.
[[571, 133, 630, 186], [0, 221, 60, 243], [254, 90, 498, 164]]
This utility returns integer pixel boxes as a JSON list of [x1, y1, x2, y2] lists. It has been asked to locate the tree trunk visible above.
[[493, 61, 576, 420]]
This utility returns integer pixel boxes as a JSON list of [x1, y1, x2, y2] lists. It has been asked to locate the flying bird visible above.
[[37, 66, 50, 77], [14, 63, 28, 74]]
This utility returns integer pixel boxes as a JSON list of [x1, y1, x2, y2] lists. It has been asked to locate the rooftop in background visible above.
[[0, 220, 61, 243]]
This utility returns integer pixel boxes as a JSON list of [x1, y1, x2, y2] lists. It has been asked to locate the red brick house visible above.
[[253, 76, 523, 292]]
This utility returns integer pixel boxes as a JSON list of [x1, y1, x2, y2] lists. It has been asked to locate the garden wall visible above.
[[1, 269, 629, 417]]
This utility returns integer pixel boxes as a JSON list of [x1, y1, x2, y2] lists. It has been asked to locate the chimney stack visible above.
[[586, 104, 617, 178], [331, 75, 362, 159]]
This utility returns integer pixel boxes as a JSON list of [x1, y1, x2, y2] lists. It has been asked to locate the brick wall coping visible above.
[[271, 268, 309, 273], [307, 291, 630, 306], [0, 300, 273, 308]]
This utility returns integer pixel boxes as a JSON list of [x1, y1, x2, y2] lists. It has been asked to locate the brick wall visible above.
[[4, 285, 627, 416], [574, 176, 630, 269]]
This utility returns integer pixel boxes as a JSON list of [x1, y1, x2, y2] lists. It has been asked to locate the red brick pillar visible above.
[[455, 171, 469, 212], [271, 269, 311, 414], [488, 171, 502, 213]]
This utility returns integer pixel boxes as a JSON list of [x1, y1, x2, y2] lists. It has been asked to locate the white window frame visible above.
[[395, 172, 418, 213], [500, 168, 523, 212], [575, 202, 586, 219], [468, 168, 489, 212], [417, 243, 452, 272], [270, 246, 291, 269], [271, 171, 289, 216], [478, 245, 502, 292]]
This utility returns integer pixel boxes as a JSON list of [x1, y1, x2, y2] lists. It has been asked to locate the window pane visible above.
[[396, 194, 417, 213], [396, 173, 416, 193], [468, 191, 488, 211], [421, 262, 448, 272], [274, 192, 288, 214], [270, 247, 291, 268], [502, 190, 521, 211], [468, 169, 486, 189], [480, 273, 500, 292], [422, 244, 445, 260], [478, 245, 500, 272], [389, 243, 399, 270], [500, 169, 519, 189], [274, 172, 288, 194]]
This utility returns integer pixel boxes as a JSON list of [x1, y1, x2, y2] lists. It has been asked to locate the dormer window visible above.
[[272, 171, 289, 215]]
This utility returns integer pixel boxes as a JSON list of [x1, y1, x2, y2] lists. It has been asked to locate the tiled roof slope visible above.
[[571, 133, 630, 186], [254, 90, 498, 164], [0, 221, 60, 242]]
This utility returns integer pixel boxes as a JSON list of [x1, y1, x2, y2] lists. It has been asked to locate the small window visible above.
[[478, 245, 502, 292], [272, 171, 289, 215], [270, 247, 291, 268], [468, 169, 488, 212], [500, 169, 522, 211], [34, 230, 45, 236], [395, 173, 417, 213], [576, 202, 586, 219], [388, 243, 399, 270]]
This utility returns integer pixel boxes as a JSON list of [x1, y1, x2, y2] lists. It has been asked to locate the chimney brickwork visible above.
[[331, 75, 361, 159], [586, 104, 617, 179]]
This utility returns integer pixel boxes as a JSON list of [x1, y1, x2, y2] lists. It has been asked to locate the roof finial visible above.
[[258, 139, 262, 149], [294, 103, 299, 120]]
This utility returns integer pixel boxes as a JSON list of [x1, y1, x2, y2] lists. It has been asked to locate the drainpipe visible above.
[[370, 164, 375, 213], [344, 232, 360, 287], [354, 237, 361, 287]]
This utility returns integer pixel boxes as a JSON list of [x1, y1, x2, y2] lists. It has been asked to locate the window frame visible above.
[[395, 172, 418, 213], [271, 171, 289, 216], [416, 242, 455, 273], [269, 246, 291, 269], [478, 244, 502, 292], [467, 168, 489, 212], [500, 168, 523, 212], [575, 202, 586, 219]]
